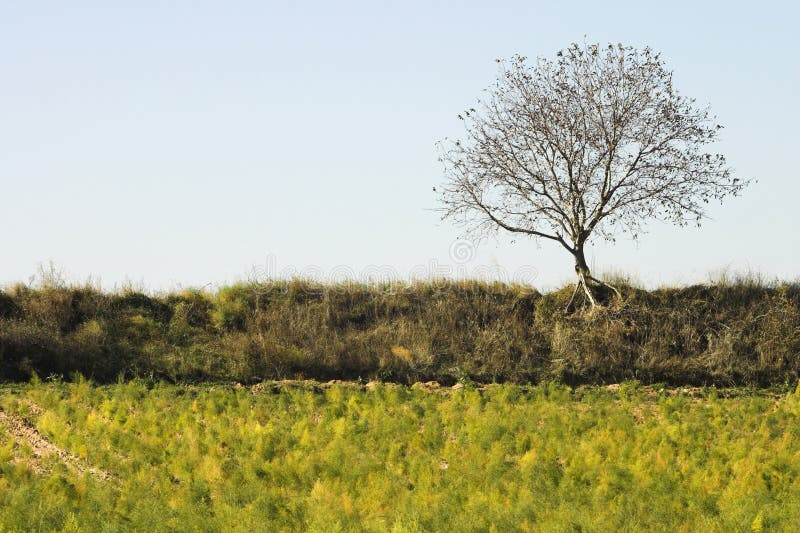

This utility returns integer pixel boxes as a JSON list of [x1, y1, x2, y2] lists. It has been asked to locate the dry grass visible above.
[[1, 275, 798, 386]]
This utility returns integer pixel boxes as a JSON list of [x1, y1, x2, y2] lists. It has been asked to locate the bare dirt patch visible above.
[[0, 406, 115, 481]]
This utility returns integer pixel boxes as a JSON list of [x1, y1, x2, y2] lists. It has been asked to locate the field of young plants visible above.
[[2, 379, 800, 531]]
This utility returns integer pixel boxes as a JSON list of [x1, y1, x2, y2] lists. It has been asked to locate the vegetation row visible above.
[[2, 380, 800, 531], [1, 276, 799, 386]]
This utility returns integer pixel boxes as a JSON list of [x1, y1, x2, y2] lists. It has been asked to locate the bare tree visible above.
[[437, 42, 748, 309]]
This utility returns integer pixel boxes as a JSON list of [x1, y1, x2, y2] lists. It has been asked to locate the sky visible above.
[[1, 0, 798, 291]]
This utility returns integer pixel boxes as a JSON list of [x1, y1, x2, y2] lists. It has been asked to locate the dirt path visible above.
[[0, 405, 115, 481]]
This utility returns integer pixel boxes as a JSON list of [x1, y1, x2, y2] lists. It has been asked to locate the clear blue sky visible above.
[[1, 1, 797, 290]]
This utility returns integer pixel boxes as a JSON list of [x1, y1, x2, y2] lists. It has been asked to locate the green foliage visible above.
[[3, 382, 800, 530], [0, 277, 799, 386]]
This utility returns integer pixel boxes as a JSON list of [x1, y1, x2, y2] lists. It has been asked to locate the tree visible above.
[[437, 42, 748, 309]]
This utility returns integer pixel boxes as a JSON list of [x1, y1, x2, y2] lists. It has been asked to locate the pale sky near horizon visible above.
[[1, 1, 798, 291]]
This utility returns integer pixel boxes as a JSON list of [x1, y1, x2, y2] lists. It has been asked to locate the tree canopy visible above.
[[438, 42, 748, 307]]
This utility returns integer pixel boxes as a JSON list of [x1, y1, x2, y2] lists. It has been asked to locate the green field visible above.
[[2, 379, 800, 532]]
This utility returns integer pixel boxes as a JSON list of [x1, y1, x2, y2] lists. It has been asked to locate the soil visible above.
[[0, 405, 115, 481]]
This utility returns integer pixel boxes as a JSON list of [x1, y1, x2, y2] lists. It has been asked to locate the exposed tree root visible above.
[[588, 275, 622, 299], [566, 281, 583, 313], [566, 274, 622, 312]]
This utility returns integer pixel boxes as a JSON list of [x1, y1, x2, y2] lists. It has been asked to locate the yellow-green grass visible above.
[[1, 379, 799, 531]]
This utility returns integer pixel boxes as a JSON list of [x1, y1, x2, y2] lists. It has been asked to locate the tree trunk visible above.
[[566, 244, 598, 311], [565, 244, 622, 312], [575, 246, 598, 305]]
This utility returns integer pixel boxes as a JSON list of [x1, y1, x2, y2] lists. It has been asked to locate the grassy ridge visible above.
[[1, 380, 800, 531], [1, 277, 799, 386]]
